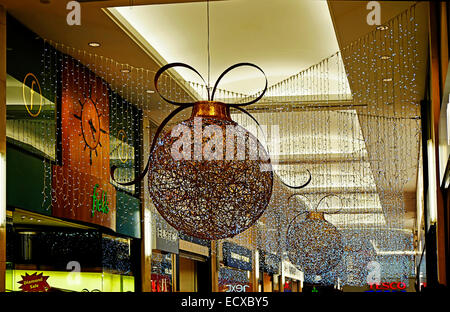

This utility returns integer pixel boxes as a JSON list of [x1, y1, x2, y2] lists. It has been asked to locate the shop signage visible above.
[[179, 239, 209, 257], [366, 282, 407, 292], [222, 242, 252, 271], [224, 283, 251, 292], [22, 73, 43, 118], [18, 272, 50, 292], [92, 184, 109, 217], [282, 260, 303, 281], [179, 233, 210, 248], [218, 276, 253, 293], [259, 250, 280, 274], [154, 225, 179, 254], [117, 130, 129, 163]]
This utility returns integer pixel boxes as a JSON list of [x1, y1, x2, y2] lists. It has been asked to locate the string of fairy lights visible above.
[[4, 3, 422, 288], [223, 4, 421, 286]]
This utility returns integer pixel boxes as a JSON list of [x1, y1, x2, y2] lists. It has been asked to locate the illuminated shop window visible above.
[[151, 252, 173, 292]]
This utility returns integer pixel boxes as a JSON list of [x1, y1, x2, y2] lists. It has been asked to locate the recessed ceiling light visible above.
[[121, 68, 131, 73], [21, 215, 25, 219], [383, 78, 393, 82], [37, 219, 41, 223], [377, 25, 389, 31], [88, 42, 101, 47], [29, 217, 34, 221]]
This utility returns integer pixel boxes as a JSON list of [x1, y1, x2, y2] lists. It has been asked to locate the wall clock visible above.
[[73, 87, 108, 165]]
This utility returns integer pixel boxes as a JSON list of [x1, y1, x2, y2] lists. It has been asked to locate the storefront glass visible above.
[[5, 212, 136, 292], [259, 250, 281, 292], [6, 15, 57, 161], [218, 267, 252, 292], [6, 73, 56, 160], [220, 242, 253, 292], [151, 252, 173, 292], [4, 15, 142, 293]]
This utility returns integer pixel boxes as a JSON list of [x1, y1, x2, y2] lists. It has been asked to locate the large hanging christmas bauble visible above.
[[148, 101, 273, 240], [286, 211, 343, 275]]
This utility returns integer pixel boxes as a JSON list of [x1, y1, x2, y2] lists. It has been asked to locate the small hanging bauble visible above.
[[286, 211, 343, 275], [148, 101, 273, 240]]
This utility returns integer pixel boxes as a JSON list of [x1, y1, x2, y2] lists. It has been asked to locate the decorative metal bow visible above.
[[111, 62, 311, 190]]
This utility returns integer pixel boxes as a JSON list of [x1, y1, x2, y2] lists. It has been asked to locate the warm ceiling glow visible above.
[[110, 0, 342, 95]]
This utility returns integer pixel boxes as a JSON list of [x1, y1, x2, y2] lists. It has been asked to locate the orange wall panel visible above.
[[52, 57, 116, 230]]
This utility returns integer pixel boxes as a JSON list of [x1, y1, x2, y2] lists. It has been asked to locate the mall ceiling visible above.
[[1, 0, 428, 233], [108, 0, 340, 95], [1, 0, 419, 95], [1, 0, 423, 118]]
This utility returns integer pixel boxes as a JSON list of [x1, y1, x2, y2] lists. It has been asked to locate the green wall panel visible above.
[[6, 145, 52, 216], [116, 191, 141, 239]]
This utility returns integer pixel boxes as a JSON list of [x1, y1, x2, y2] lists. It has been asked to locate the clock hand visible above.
[[88, 119, 97, 132], [88, 119, 97, 140]]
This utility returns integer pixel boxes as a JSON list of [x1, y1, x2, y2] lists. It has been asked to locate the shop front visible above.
[[151, 214, 178, 292], [151, 253, 173, 292], [281, 260, 304, 292], [6, 213, 137, 292], [218, 241, 253, 292], [4, 15, 142, 292], [177, 234, 210, 292], [258, 250, 281, 292]]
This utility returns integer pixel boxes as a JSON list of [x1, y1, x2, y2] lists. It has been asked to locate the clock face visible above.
[[73, 89, 107, 165]]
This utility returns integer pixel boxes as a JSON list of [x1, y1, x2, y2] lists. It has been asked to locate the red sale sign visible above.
[[18, 272, 51, 292]]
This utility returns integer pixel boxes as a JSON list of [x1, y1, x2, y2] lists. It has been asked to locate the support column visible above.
[[0, 4, 7, 293], [252, 227, 259, 292], [429, 0, 447, 286], [210, 240, 218, 292], [140, 116, 153, 292]]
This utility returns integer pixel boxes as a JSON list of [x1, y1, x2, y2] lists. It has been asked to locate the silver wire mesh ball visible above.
[[148, 116, 273, 240], [286, 212, 344, 275]]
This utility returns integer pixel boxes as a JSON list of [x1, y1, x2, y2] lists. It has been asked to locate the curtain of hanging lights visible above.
[[27, 3, 423, 288], [228, 4, 422, 286]]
